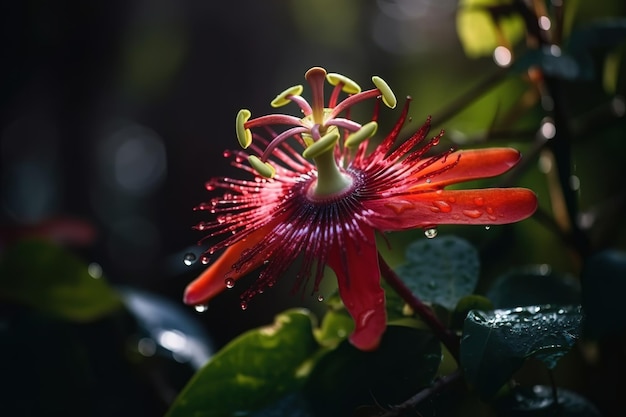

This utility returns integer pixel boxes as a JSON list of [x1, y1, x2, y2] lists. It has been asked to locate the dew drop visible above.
[[205, 180, 216, 191], [485, 226, 491, 230], [223, 150, 232, 158], [317, 294, 324, 302], [240, 301, 248, 311], [425, 178, 432, 184], [194, 304, 209, 313], [200, 255, 210, 265], [183, 253, 196, 266], [433, 200, 452, 213], [462, 209, 483, 219], [225, 278, 235, 289], [431, 137, 440, 146], [424, 227, 438, 239], [473, 197, 485, 206]]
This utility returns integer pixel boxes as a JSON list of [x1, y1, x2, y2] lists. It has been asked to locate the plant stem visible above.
[[381, 369, 463, 417], [377, 252, 460, 360]]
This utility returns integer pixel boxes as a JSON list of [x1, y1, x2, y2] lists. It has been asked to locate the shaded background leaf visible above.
[[486, 265, 581, 309], [304, 326, 441, 417], [395, 236, 480, 310], [0, 239, 122, 321]]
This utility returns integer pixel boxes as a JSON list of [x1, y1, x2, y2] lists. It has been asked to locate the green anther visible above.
[[302, 130, 340, 160], [248, 155, 276, 179], [345, 121, 378, 148], [270, 85, 304, 108], [372, 76, 397, 109], [326, 73, 361, 94], [236, 109, 252, 149]]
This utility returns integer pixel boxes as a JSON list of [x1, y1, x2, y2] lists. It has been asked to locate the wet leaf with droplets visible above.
[[460, 305, 583, 399], [165, 309, 318, 417], [395, 235, 480, 310]]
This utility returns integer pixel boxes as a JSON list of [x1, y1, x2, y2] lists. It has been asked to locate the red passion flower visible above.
[[184, 67, 537, 351]]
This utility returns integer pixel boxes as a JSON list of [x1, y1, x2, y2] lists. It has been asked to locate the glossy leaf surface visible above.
[[461, 305, 582, 398], [166, 309, 318, 417]]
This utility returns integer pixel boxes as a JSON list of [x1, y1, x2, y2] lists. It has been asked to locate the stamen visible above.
[[345, 121, 378, 148], [236, 109, 252, 149], [270, 85, 304, 108], [260, 126, 309, 162], [248, 155, 276, 178], [372, 76, 397, 109], [326, 73, 362, 94], [302, 130, 340, 160], [325, 118, 362, 132]]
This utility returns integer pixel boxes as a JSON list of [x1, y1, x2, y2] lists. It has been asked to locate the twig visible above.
[[380, 370, 463, 417], [378, 253, 460, 360]]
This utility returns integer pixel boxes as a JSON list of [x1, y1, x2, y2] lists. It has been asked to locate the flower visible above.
[[184, 67, 537, 351]]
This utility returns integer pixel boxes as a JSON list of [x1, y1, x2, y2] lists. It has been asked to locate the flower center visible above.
[[234, 66, 397, 197]]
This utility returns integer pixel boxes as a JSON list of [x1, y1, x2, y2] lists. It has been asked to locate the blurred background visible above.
[[2, 0, 626, 415]]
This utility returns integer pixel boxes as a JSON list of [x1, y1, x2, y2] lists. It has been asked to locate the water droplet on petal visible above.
[[183, 253, 196, 266], [223, 150, 232, 158], [225, 278, 235, 289], [240, 301, 248, 311], [317, 294, 324, 302], [474, 197, 484, 206], [433, 200, 452, 213], [462, 209, 483, 219], [194, 304, 209, 313], [485, 226, 491, 230], [200, 255, 210, 265], [424, 227, 438, 239], [426, 178, 432, 184]]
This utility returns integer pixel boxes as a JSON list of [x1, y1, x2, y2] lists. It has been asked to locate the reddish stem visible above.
[[378, 252, 460, 360]]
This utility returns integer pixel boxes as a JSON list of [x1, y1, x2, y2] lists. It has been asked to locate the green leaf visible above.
[[497, 385, 602, 417], [251, 393, 314, 417], [581, 250, 626, 338], [395, 236, 480, 310], [314, 308, 353, 348], [456, 0, 525, 58], [304, 326, 441, 416], [460, 305, 582, 399], [451, 294, 493, 330], [0, 239, 122, 321], [166, 309, 319, 417], [566, 19, 626, 55], [512, 48, 589, 80], [486, 265, 581, 309]]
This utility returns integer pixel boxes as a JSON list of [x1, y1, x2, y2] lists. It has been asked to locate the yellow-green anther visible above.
[[248, 155, 276, 179], [236, 109, 252, 149], [345, 121, 378, 148], [372, 76, 397, 109], [326, 73, 361, 94], [270, 85, 304, 108], [302, 130, 340, 160]]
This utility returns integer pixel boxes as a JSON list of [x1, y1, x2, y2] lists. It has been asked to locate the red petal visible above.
[[327, 227, 386, 351], [366, 188, 538, 230], [183, 226, 270, 306], [414, 148, 522, 189]]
